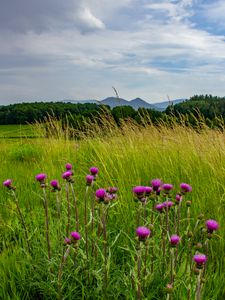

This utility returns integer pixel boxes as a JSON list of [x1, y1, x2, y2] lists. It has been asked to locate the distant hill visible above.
[[152, 99, 186, 111], [63, 97, 158, 110]]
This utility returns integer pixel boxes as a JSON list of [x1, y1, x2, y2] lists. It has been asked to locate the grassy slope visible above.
[[0, 124, 38, 138], [0, 121, 224, 299]]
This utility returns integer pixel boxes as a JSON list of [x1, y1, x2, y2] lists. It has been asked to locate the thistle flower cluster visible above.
[[95, 187, 118, 204]]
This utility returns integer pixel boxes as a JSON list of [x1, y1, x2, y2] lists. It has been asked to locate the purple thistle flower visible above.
[[50, 179, 60, 191], [151, 179, 162, 191], [107, 187, 118, 194], [133, 186, 146, 196], [206, 219, 219, 233], [170, 235, 181, 246], [62, 171, 73, 180], [155, 203, 164, 213], [96, 188, 106, 200], [35, 173, 47, 182], [193, 254, 207, 268], [64, 237, 71, 245], [145, 186, 153, 195], [136, 226, 151, 241], [70, 231, 81, 241], [65, 163, 72, 170], [90, 167, 99, 176], [3, 179, 12, 188], [175, 194, 182, 202], [86, 175, 94, 186], [180, 183, 192, 193], [163, 201, 174, 208], [162, 183, 173, 192]]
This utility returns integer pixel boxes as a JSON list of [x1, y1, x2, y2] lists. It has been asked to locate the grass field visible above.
[[0, 119, 224, 299], [0, 124, 38, 138]]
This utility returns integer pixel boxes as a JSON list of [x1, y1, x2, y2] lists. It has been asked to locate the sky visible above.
[[1, 0, 225, 105]]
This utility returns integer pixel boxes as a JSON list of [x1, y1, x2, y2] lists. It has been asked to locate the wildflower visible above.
[[3, 179, 13, 189], [193, 254, 207, 269], [206, 219, 219, 233], [170, 235, 181, 247], [175, 194, 182, 202], [180, 183, 192, 193], [71, 231, 81, 241], [136, 226, 151, 241], [90, 167, 99, 176], [133, 186, 146, 199], [163, 201, 174, 209], [155, 203, 164, 213], [107, 187, 118, 194], [145, 186, 153, 196], [162, 183, 173, 192], [62, 171, 73, 180], [151, 179, 162, 191], [50, 179, 60, 191], [86, 175, 94, 186], [35, 173, 47, 182], [64, 237, 71, 245], [65, 163, 72, 170], [96, 188, 106, 201]]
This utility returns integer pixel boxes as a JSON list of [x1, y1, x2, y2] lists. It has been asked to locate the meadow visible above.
[[0, 118, 224, 300]]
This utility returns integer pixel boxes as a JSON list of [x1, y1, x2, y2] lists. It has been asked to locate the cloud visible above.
[[0, 0, 225, 104]]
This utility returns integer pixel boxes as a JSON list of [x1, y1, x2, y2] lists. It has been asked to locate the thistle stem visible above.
[[58, 246, 71, 300], [12, 190, 31, 254], [196, 270, 202, 300], [42, 188, 51, 261], [66, 183, 70, 236], [137, 242, 142, 300], [70, 183, 79, 232], [102, 205, 108, 294]]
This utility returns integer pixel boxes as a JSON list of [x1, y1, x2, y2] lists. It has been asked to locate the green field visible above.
[[0, 120, 224, 299], [0, 124, 39, 138]]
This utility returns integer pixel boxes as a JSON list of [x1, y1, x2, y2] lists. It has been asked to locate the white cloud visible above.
[[0, 0, 225, 103]]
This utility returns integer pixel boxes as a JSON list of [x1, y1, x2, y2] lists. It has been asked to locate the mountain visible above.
[[101, 97, 129, 107], [152, 99, 186, 111], [130, 98, 156, 110], [62, 97, 186, 111]]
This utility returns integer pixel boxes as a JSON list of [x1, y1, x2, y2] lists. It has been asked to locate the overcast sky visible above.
[[0, 0, 225, 104]]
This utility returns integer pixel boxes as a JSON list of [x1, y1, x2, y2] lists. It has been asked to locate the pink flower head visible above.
[[107, 187, 118, 194], [96, 188, 106, 200], [170, 235, 181, 246], [50, 179, 60, 190], [180, 183, 192, 193], [35, 173, 47, 182], [64, 237, 71, 245], [145, 186, 153, 195], [155, 203, 164, 213], [70, 231, 81, 241], [136, 226, 151, 241], [3, 179, 12, 187], [151, 179, 162, 191], [86, 175, 94, 186], [163, 201, 174, 208], [133, 186, 146, 195], [162, 183, 173, 192], [193, 254, 207, 268], [90, 167, 99, 176], [62, 171, 73, 180], [206, 219, 219, 233], [65, 163, 72, 170], [175, 194, 182, 202]]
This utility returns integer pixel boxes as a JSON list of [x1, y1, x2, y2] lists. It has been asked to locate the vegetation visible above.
[[0, 117, 224, 299]]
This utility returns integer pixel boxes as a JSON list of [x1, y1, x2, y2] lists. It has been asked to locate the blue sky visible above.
[[0, 0, 225, 104]]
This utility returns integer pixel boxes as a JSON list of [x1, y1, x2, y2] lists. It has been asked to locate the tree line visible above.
[[0, 95, 224, 128]]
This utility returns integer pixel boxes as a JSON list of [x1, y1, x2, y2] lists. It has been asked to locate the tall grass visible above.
[[0, 115, 224, 299]]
